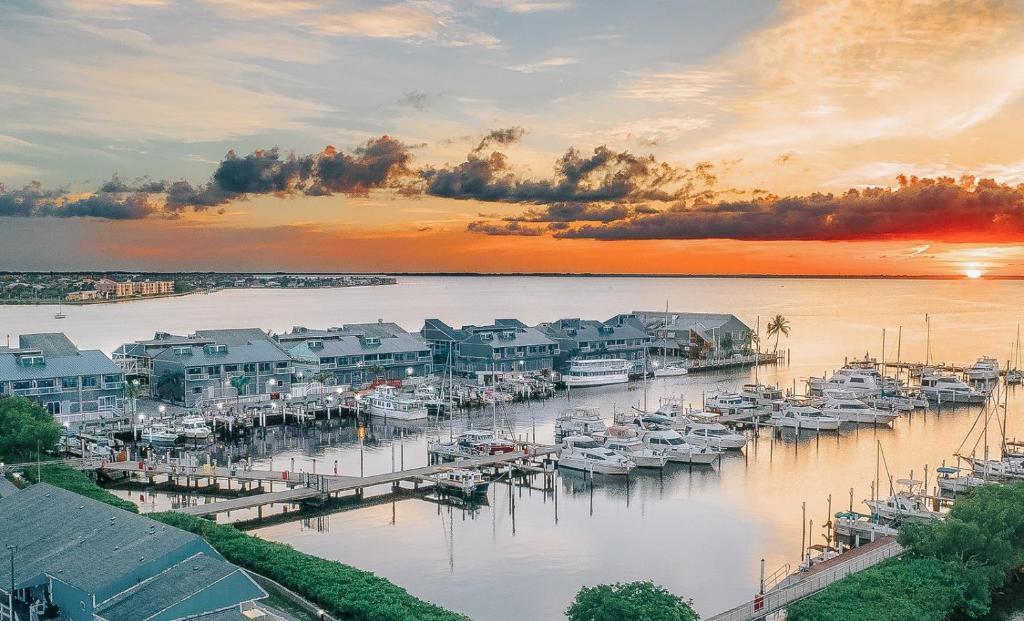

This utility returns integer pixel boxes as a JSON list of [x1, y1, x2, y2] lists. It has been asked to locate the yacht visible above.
[[863, 392, 927, 412], [557, 435, 635, 475], [833, 511, 898, 542], [141, 423, 178, 444], [808, 368, 892, 397], [641, 429, 721, 465], [554, 407, 608, 441], [177, 416, 212, 440], [627, 399, 693, 429], [679, 421, 747, 449], [652, 362, 688, 377], [936, 466, 988, 493], [562, 358, 632, 387], [1007, 369, 1023, 385], [363, 385, 429, 420], [769, 405, 841, 431], [740, 383, 784, 406], [817, 396, 898, 425], [428, 430, 516, 458], [864, 481, 942, 523], [600, 426, 668, 468], [968, 456, 1024, 479], [920, 374, 988, 404], [964, 357, 1000, 382], [434, 468, 489, 497], [704, 392, 757, 416]]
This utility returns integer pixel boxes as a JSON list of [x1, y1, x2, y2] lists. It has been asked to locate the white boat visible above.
[[808, 368, 895, 397], [704, 392, 757, 416], [833, 511, 898, 542], [920, 374, 988, 404], [964, 356, 1000, 382], [142, 423, 178, 444], [652, 362, 688, 377], [600, 426, 668, 468], [769, 405, 841, 431], [428, 430, 516, 458], [817, 396, 898, 425], [363, 385, 428, 420], [968, 456, 1024, 479], [557, 435, 634, 475], [434, 467, 489, 497], [935, 466, 988, 493], [177, 416, 212, 440], [626, 399, 693, 429], [864, 480, 942, 523], [679, 421, 747, 449], [562, 358, 631, 387], [554, 407, 608, 440], [641, 429, 721, 465], [1007, 369, 1024, 385], [740, 383, 784, 406], [863, 392, 927, 412]]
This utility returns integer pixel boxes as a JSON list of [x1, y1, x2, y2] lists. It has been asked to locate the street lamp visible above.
[[158, 405, 166, 419], [406, 366, 414, 378]]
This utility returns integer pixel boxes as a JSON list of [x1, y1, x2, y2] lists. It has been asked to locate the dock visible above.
[[706, 537, 901, 621]]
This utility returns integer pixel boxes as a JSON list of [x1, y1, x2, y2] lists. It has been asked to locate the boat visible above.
[[833, 511, 898, 543], [554, 407, 608, 441], [1008, 369, 1024, 385], [640, 429, 721, 465], [363, 385, 428, 420], [864, 480, 942, 523], [141, 423, 178, 444], [557, 435, 635, 475], [652, 362, 688, 377], [769, 405, 841, 431], [817, 395, 898, 425], [863, 392, 927, 412], [920, 374, 989, 404], [1008, 326, 1022, 385], [177, 415, 212, 440], [936, 466, 988, 493], [678, 420, 747, 449], [964, 356, 1000, 382], [428, 430, 516, 458], [626, 398, 693, 429], [799, 544, 842, 572], [704, 392, 757, 416], [433, 467, 489, 497], [740, 383, 784, 406], [561, 358, 632, 387], [807, 368, 895, 397], [599, 426, 668, 468], [968, 456, 1024, 479]]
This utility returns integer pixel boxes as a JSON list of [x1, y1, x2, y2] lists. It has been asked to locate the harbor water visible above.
[[3, 276, 1024, 620]]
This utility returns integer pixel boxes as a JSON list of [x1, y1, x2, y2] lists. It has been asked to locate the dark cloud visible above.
[[466, 220, 545, 236], [397, 91, 429, 111], [507, 202, 633, 223], [473, 126, 525, 153], [0, 181, 156, 219], [99, 174, 168, 194], [0, 182, 64, 217]]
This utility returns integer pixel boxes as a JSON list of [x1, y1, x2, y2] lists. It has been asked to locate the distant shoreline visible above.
[[0, 282, 398, 306], [0, 271, 1018, 280]]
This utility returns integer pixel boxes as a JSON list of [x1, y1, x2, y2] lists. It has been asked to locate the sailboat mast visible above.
[[925, 314, 931, 366]]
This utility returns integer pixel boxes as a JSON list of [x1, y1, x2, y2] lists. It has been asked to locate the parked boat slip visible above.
[[641, 429, 722, 465], [769, 405, 841, 431], [557, 435, 635, 475], [428, 429, 516, 458], [936, 466, 988, 493], [807, 367, 898, 397], [704, 392, 757, 415], [554, 406, 609, 440], [599, 426, 669, 468], [740, 383, 784, 406], [433, 467, 490, 497], [561, 358, 632, 387], [920, 374, 990, 403], [362, 385, 429, 420], [964, 356, 1001, 381], [816, 395, 898, 425], [863, 480, 943, 523], [678, 420, 747, 449]]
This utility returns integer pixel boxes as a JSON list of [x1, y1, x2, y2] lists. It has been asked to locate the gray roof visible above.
[[462, 325, 556, 349], [18, 333, 79, 356], [154, 341, 291, 366], [0, 348, 122, 381], [95, 552, 263, 621], [289, 332, 429, 361], [538, 318, 648, 344], [341, 321, 409, 339], [421, 319, 467, 343], [194, 328, 281, 348], [0, 483, 204, 595]]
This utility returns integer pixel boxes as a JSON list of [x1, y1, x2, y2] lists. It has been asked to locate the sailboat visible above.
[[54, 294, 66, 319], [1007, 325, 1022, 385], [652, 301, 688, 377]]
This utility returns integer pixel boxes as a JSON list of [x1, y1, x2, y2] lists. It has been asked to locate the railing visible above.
[[0, 456, 107, 474]]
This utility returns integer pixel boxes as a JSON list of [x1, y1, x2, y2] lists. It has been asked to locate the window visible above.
[[223, 364, 238, 372], [243, 363, 256, 373], [98, 395, 115, 410], [36, 379, 55, 388], [207, 366, 219, 375], [103, 374, 121, 384], [276, 361, 288, 370], [46, 402, 62, 415], [82, 376, 98, 388], [258, 363, 271, 373], [62, 377, 78, 389]]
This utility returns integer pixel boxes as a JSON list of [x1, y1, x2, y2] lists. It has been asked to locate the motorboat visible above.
[[936, 466, 988, 493], [704, 392, 757, 416], [740, 383, 784, 406], [651, 362, 688, 377], [428, 430, 516, 458], [627, 399, 693, 429], [807, 368, 895, 397], [433, 467, 489, 497], [833, 511, 898, 543], [817, 396, 898, 425], [864, 481, 942, 523], [1007, 369, 1024, 385], [920, 374, 988, 404], [141, 423, 178, 444], [863, 392, 927, 412], [177, 416, 212, 440], [968, 456, 1024, 479], [964, 357, 1000, 382], [678, 420, 747, 449], [555, 407, 608, 440], [557, 435, 635, 475], [600, 426, 668, 468], [362, 385, 428, 420], [641, 429, 721, 465], [769, 405, 841, 431], [561, 358, 631, 387]]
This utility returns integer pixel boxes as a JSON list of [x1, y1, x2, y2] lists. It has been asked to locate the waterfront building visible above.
[[96, 278, 174, 298], [0, 333, 123, 424], [64, 290, 102, 302], [536, 315, 651, 372], [631, 310, 753, 358], [0, 483, 270, 621], [421, 319, 558, 377], [278, 321, 432, 387]]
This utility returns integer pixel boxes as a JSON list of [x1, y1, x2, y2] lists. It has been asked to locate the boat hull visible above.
[[652, 367, 688, 377], [770, 418, 841, 431], [663, 448, 720, 465], [562, 373, 629, 387], [368, 404, 428, 420], [557, 455, 633, 475]]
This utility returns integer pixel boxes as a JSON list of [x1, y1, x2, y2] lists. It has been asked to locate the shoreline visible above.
[[0, 282, 399, 306]]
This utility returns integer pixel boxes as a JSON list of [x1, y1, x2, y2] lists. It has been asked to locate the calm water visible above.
[[4, 277, 1024, 620]]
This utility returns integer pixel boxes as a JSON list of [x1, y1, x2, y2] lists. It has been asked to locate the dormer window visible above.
[[203, 344, 228, 355], [173, 346, 192, 356], [308, 340, 324, 349], [17, 354, 45, 367]]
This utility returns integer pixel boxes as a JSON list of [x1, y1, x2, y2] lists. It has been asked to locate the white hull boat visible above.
[[964, 357, 1000, 382], [642, 429, 721, 465], [557, 435, 634, 475], [364, 385, 429, 420], [818, 397, 898, 425], [769, 405, 841, 431], [562, 358, 631, 387], [920, 375, 988, 404], [679, 421, 747, 449], [178, 416, 212, 440], [652, 364, 688, 377]]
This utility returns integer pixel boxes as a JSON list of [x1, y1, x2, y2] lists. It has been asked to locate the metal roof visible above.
[[0, 348, 122, 381], [289, 332, 429, 360], [18, 333, 79, 356], [153, 341, 291, 366]]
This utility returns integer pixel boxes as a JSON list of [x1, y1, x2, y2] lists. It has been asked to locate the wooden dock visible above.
[[706, 537, 901, 621]]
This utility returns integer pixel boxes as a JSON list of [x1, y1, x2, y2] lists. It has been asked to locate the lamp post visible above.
[[7, 544, 16, 621]]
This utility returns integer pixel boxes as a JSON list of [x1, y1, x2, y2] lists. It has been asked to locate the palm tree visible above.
[[766, 314, 791, 354], [123, 378, 142, 415], [312, 371, 333, 386], [229, 375, 252, 413]]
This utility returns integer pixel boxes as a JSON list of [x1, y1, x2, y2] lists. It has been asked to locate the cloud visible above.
[[478, 0, 574, 13], [467, 220, 545, 235], [473, 126, 525, 153], [505, 57, 579, 73], [619, 69, 731, 103], [397, 91, 430, 111], [0, 181, 157, 219]]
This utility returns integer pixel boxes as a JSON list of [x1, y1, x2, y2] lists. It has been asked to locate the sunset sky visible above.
[[2, 0, 1024, 275]]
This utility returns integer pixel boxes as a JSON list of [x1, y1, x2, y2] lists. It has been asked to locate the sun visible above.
[[964, 268, 984, 279]]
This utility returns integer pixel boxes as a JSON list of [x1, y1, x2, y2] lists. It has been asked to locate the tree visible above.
[[229, 375, 252, 413], [0, 396, 62, 462], [719, 333, 734, 354], [156, 371, 184, 403], [766, 314, 791, 354], [123, 378, 142, 415], [566, 581, 698, 621], [311, 371, 333, 386]]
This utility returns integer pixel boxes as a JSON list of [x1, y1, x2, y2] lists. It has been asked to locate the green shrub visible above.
[[566, 581, 698, 621], [0, 396, 62, 462], [25, 464, 139, 513]]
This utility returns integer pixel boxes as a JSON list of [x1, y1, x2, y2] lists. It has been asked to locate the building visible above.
[[536, 315, 651, 371], [0, 483, 271, 621], [64, 290, 102, 302], [118, 329, 294, 407], [631, 310, 753, 358], [280, 322, 432, 387], [0, 333, 124, 424], [421, 319, 558, 378], [96, 279, 174, 298]]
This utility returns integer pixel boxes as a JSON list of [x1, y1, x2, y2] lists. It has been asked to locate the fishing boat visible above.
[[428, 430, 516, 458], [817, 395, 898, 425], [769, 405, 841, 431], [863, 391, 927, 412], [141, 423, 178, 444], [864, 480, 942, 523], [740, 383, 784, 406], [678, 420, 747, 449], [833, 511, 898, 542], [651, 362, 688, 377], [964, 356, 1000, 382], [554, 407, 608, 440], [557, 435, 635, 475], [433, 467, 489, 497], [920, 374, 988, 404], [704, 392, 757, 416], [640, 429, 721, 465], [561, 358, 632, 387], [599, 426, 668, 468], [363, 385, 429, 420], [177, 416, 212, 440], [936, 466, 988, 493], [968, 456, 1024, 479], [807, 368, 894, 397]]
